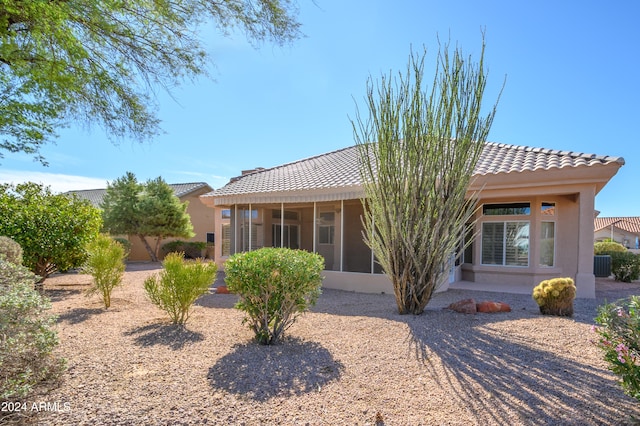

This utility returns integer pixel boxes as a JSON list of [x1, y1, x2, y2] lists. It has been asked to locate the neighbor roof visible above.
[[594, 217, 640, 235], [203, 142, 624, 205], [67, 182, 211, 208]]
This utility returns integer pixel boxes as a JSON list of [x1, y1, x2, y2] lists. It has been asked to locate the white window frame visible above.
[[539, 221, 556, 267], [481, 220, 530, 267]]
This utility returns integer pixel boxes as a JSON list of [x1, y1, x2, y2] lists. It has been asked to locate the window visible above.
[[221, 209, 231, 219], [483, 203, 530, 216], [240, 209, 258, 220], [318, 212, 335, 245], [481, 221, 529, 266], [206, 232, 215, 244], [221, 224, 231, 256], [240, 223, 263, 251], [541, 202, 555, 215], [539, 222, 555, 267], [319, 225, 335, 245], [272, 210, 299, 221], [272, 224, 299, 249]]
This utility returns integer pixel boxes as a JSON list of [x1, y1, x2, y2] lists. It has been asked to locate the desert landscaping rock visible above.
[[476, 300, 512, 313], [14, 263, 640, 425], [447, 298, 477, 314]]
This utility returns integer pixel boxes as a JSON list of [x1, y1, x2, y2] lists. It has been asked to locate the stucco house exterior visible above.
[[594, 216, 640, 251], [68, 182, 214, 261], [201, 143, 624, 299]]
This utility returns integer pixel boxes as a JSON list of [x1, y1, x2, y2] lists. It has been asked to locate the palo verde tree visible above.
[[353, 38, 501, 315], [0, 182, 102, 281], [101, 172, 194, 262], [0, 0, 302, 163]]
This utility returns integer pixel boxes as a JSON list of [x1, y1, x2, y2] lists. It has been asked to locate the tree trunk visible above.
[[138, 234, 158, 262]]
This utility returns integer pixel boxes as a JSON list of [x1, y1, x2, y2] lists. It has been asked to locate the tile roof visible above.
[[206, 142, 624, 200], [67, 182, 211, 208], [594, 217, 640, 234]]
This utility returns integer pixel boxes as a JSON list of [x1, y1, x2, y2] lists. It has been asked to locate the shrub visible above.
[[161, 240, 207, 259], [225, 247, 324, 345], [609, 252, 640, 283], [532, 277, 576, 317], [0, 259, 65, 401], [594, 241, 627, 255], [593, 296, 640, 402], [144, 252, 217, 324], [82, 234, 127, 308], [112, 237, 131, 255], [0, 236, 22, 265]]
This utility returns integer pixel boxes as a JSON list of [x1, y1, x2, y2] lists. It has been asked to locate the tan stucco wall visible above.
[[128, 187, 215, 261], [594, 228, 639, 249], [461, 182, 598, 298]]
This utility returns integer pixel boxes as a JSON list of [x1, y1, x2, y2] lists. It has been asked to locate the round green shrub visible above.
[[594, 241, 627, 255], [0, 236, 23, 265], [225, 247, 324, 345], [609, 252, 640, 283], [532, 277, 576, 316]]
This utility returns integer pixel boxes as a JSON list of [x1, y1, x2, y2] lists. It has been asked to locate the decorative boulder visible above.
[[476, 301, 511, 313], [215, 285, 230, 294], [448, 298, 477, 314]]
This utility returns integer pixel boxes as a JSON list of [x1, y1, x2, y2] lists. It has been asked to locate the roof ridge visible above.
[[226, 146, 358, 182]]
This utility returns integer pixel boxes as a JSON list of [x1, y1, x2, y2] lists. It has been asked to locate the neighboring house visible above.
[[68, 182, 214, 261], [200, 143, 624, 298], [594, 216, 640, 251]]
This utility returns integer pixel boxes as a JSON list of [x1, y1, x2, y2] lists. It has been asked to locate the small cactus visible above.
[[532, 277, 576, 317]]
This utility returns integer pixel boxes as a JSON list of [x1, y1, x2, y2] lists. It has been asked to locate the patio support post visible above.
[[371, 215, 375, 274], [340, 200, 344, 272], [232, 204, 237, 255], [313, 202, 317, 253], [281, 203, 284, 248], [576, 186, 596, 298], [248, 203, 252, 251]]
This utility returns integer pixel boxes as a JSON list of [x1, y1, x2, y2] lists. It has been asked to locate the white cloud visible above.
[[0, 170, 109, 193]]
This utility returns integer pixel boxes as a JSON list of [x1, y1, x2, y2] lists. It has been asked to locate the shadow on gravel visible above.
[[195, 292, 238, 309], [125, 323, 205, 350], [208, 337, 344, 402], [56, 307, 104, 324], [405, 312, 640, 425], [46, 288, 83, 302]]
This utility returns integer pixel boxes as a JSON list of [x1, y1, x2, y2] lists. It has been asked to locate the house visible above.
[[594, 216, 640, 251], [68, 182, 214, 261], [200, 143, 624, 298]]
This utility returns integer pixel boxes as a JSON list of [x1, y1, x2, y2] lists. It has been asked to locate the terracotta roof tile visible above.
[[206, 142, 624, 199], [67, 182, 211, 208], [594, 217, 640, 234]]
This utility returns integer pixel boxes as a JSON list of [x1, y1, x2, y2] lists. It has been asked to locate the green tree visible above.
[[0, 183, 102, 281], [353, 38, 501, 315], [0, 0, 302, 163], [101, 172, 194, 262]]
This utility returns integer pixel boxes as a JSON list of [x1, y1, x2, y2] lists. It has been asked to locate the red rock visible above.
[[448, 298, 477, 314], [216, 285, 230, 294], [476, 301, 511, 313]]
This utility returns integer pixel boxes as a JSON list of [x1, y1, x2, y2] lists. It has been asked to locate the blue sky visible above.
[[1, 0, 638, 217]]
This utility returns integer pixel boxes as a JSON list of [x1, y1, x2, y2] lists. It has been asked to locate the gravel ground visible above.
[[6, 263, 640, 425]]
